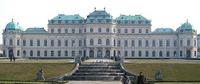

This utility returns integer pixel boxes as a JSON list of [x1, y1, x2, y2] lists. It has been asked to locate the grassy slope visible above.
[[0, 63, 74, 80], [124, 63, 200, 81]]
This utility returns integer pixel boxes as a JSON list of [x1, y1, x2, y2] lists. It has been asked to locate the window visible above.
[[167, 51, 170, 57], [58, 40, 61, 46], [30, 40, 33, 46], [98, 39, 102, 44], [17, 40, 20, 46], [23, 50, 26, 56], [117, 40, 121, 47], [138, 40, 142, 47], [72, 51, 75, 56], [23, 40, 26, 46], [58, 29, 61, 33], [131, 51, 135, 57], [145, 40, 149, 47], [90, 39, 93, 45], [98, 28, 101, 33], [44, 40, 47, 46], [37, 40, 40, 46], [152, 40, 156, 47], [72, 29, 75, 33], [159, 51, 162, 57], [139, 29, 142, 33], [159, 40, 163, 47], [9, 39, 13, 46], [65, 29, 68, 33], [65, 51, 68, 56], [125, 29, 128, 33], [106, 39, 110, 46], [106, 28, 109, 33], [118, 29, 121, 33], [174, 40, 177, 47], [30, 50, 33, 56], [166, 40, 170, 47], [51, 29, 54, 33], [65, 40, 68, 46], [124, 51, 128, 57], [124, 40, 128, 47], [84, 28, 86, 32], [79, 51, 82, 55], [145, 51, 149, 57], [131, 40, 135, 47], [131, 29, 135, 33], [51, 51, 54, 56], [44, 51, 47, 56], [180, 51, 183, 57], [79, 40, 82, 46], [17, 50, 20, 56], [37, 50, 40, 56], [90, 28, 93, 33], [187, 40, 190, 46], [194, 39, 197, 46], [138, 51, 142, 57], [51, 40, 54, 46], [145, 29, 149, 33], [180, 40, 183, 47], [152, 51, 156, 57], [174, 51, 177, 56], [72, 40, 75, 46], [58, 51, 61, 56], [79, 29, 82, 33]]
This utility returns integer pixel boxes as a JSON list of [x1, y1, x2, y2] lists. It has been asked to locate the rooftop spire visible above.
[[12, 18, 14, 22], [104, 7, 106, 11], [94, 7, 96, 11], [186, 19, 188, 23]]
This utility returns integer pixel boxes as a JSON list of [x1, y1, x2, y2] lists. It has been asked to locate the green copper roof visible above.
[[176, 20, 194, 32], [115, 15, 148, 21], [154, 28, 174, 33], [5, 19, 23, 31], [24, 27, 47, 33], [51, 14, 84, 20]]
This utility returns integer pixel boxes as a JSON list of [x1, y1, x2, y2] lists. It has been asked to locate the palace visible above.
[[2, 9, 198, 59]]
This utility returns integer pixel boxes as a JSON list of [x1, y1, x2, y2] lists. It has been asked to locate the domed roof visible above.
[[5, 19, 23, 31], [180, 20, 192, 29], [176, 20, 194, 32], [153, 28, 174, 33]]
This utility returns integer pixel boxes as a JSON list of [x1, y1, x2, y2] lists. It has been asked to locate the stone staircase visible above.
[[63, 62, 125, 81]]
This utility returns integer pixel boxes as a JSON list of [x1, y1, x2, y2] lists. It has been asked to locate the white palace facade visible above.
[[2, 9, 198, 59]]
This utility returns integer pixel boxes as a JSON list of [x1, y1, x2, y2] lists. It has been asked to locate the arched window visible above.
[[90, 28, 93, 33], [30, 50, 33, 56], [125, 29, 128, 33], [98, 39, 102, 44], [44, 51, 47, 56], [90, 39, 93, 45], [106, 39, 110, 45], [145, 51, 149, 57], [37, 50, 40, 56], [159, 51, 162, 57], [167, 51, 170, 57], [152, 51, 156, 57], [98, 28, 101, 33]]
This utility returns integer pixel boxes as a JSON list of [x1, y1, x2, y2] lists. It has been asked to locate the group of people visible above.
[[122, 72, 145, 84]]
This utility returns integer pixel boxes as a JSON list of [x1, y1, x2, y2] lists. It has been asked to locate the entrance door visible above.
[[186, 50, 191, 58], [89, 50, 94, 58], [8, 49, 13, 58], [105, 50, 110, 58], [97, 50, 102, 58]]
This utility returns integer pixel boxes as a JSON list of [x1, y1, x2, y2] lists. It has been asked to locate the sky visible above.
[[0, 0, 200, 44]]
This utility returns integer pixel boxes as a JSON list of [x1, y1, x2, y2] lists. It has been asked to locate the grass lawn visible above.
[[0, 63, 74, 81], [124, 63, 200, 81]]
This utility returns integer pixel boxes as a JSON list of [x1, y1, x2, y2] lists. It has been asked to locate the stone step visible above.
[[80, 63, 119, 66], [64, 76, 123, 80], [79, 66, 120, 69], [76, 69, 122, 72], [72, 73, 124, 76]]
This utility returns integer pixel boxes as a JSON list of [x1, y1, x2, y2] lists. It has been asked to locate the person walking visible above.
[[137, 72, 145, 84]]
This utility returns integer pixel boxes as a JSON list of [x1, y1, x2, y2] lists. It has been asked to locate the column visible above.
[[94, 48, 97, 58], [102, 48, 106, 58], [86, 49, 89, 57]]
